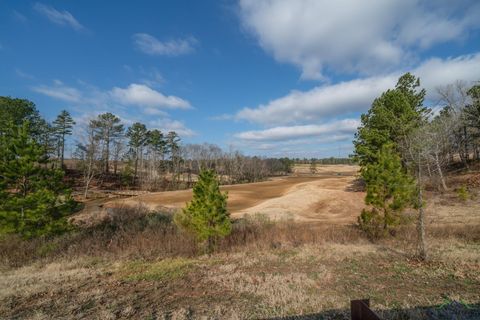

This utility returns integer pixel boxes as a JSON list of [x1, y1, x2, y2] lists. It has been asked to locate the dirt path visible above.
[[96, 165, 364, 224]]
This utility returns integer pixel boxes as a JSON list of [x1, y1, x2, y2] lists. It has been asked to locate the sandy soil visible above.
[[94, 165, 363, 224]]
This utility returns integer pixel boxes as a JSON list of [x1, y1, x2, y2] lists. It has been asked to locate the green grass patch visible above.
[[123, 257, 196, 282]]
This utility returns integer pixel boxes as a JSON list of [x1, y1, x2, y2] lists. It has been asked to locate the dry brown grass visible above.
[[1, 186, 480, 319], [3, 236, 478, 319], [0, 206, 364, 269]]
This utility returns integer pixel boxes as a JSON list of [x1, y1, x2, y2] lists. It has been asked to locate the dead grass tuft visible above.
[[122, 257, 195, 282], [0, 208, 365, 269]]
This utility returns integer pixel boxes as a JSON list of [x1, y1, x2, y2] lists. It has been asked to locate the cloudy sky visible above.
[[1, 0, 479, 158]]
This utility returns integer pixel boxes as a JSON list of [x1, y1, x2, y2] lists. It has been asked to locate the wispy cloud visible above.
[[34, 3, 85, 32], [148, 118, 196, 137], [15, 69, 35, 80], [239, 0, 480, 80], [12, 10, 28, 24], [32, 80, 83, 103], [234, 119, 359, 142], [234, 53, 480, 126], [133, 33, 197, 56], [32, 80, 195, 138], [110, 83, 191, 110], [230, 53, 480, 149]]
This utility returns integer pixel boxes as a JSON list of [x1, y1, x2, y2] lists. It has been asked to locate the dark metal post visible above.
[[351, 299, 381, 320]]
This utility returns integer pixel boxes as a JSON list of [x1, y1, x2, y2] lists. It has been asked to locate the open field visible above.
[[72, 165, 364, 225], [2, 165, 480, 319], [73, 164, 480, 227]]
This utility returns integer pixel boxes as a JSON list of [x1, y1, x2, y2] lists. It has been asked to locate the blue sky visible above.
[[1, 1, 479, 158]]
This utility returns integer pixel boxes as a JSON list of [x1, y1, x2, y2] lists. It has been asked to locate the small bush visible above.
[[174, 170, 231, 252], [358, 208, 384, 239], [36, 242, 59, 257], [456, 185, 470, 201]]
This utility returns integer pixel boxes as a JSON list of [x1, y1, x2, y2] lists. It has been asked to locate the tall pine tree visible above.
[[53, 110, 76, 168], [90, 113, 124, 174], [0, 122, 76, 238], [126, 122, 149, 180], [358, 144, 415, 238], [353, 73, 429, 167]]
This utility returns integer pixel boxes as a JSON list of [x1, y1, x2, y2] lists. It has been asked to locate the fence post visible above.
[[351, 299, 382, 320]]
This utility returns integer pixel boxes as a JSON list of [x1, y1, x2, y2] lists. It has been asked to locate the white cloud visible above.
[[232, 136, 354, 158], [133, 33, 197, 56], [235, 53, 480, 126], [32, 80, 83, 103], [239, 0, 480, 80], [148, 118, 196, 137], [110, 83, 191, 109], [13, 10, 28, 24], [15, 69, 35, 80], [236, 76, 395, 126], [140, 68, 165, 88], [415, 54, 480, 89], [32, 80, 195, 138], [34, 3, 85, 32], [234, 119, 359, 141]]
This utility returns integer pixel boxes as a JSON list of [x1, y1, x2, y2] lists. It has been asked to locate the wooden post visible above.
[[351, 299, 382, 320]]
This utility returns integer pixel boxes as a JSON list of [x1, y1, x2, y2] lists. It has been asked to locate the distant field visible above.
[[72, 164, 480, 228], [73, 165, 364, 225]]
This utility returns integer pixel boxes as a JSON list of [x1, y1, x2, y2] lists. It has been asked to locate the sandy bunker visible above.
[[102, 165, 364, 224]]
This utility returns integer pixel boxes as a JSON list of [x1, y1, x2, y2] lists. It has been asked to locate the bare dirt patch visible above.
[[74, 165, 363, 225]]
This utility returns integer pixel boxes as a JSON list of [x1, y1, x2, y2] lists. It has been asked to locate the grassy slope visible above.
[[1, 169, 480, 319], [1, 232, 479, 319]]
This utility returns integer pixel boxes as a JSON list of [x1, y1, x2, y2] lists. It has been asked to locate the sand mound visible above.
[[76, 165, 365, 225], [234, 176, 364, 224]]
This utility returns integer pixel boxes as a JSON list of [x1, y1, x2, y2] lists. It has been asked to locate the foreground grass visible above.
[[1, 236, 479, 319], [1, 184, 479, 319]]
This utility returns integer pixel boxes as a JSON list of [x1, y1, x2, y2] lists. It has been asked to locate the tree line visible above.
[[294, 157, 354, 165], [0, 97, 294, 238], [0, 98, 77, 238], [75, 113, 294, 197], [353, 73, 480, 260]]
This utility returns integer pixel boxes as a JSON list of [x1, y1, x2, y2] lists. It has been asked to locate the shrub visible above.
[[0, 122, 77, 238], [456, 185, 470, 201], [358, 208, 384, 239], [360, 144, 415, 234], [174, 170, 231, 252]]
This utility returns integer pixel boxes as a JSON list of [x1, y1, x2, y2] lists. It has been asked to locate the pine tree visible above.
[[53, 110, 76, 168], [0, 97, 43, 138], [358, 144, 415, 238], [174, 170, 231, 252], [148, 129, 167, 173], [90, 113, 124, 174], [465, 84, 480, 143], [353, 73, 429, 167], [309, 160, 317, 174], [126, 122, 149, 180], [148, 129, 166, 157], [0, 122, 75, 238], [166, 131, 181, 187]]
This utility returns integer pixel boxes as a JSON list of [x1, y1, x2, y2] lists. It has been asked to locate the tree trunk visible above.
[[60, 131, 65, 169], [426, 161, 432, 177], [417, 163, 427, 261], [105, 136, 110, 174], [434, 152, 447, 191], [133, 154, 139, 186], [84, 178, 91, 199], [464, 125, 469, 161]]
